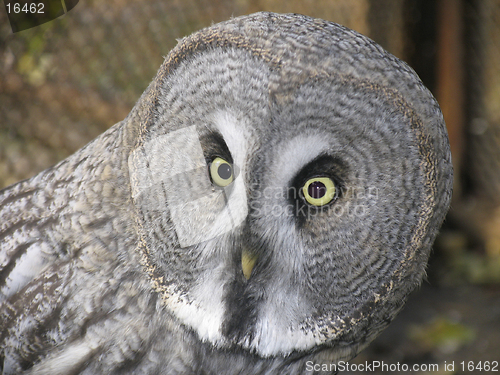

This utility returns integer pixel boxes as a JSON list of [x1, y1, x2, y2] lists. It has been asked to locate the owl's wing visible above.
[[0, 120, 165, 374], [0, 263, 72, 373], [0, 176, 75, 372]]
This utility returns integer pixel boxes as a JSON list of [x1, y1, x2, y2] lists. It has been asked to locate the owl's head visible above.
[[127, 12, 453, 362]]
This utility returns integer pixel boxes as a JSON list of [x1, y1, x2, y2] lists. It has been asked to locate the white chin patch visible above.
[[165, 283, 227, 346], [250, 318, 323, 357]]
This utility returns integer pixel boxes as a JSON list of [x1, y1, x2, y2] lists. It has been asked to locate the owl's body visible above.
[[0, 12, 452, 375]]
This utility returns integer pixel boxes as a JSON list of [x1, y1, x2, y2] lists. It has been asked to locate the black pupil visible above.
[[218, 163, 232, 180], [308, 181, 326, 199]]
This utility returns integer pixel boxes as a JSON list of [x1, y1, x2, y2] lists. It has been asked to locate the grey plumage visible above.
[[0, 12, 452, 375]]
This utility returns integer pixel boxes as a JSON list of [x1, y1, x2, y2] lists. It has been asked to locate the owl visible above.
[[0, 12, 452, 375]]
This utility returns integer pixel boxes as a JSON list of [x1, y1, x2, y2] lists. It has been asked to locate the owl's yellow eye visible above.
[[210, 157, 234, 187], [302, 177, 336, 206]]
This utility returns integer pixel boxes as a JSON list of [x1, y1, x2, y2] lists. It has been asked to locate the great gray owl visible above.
[[0, 12, 452, 375]]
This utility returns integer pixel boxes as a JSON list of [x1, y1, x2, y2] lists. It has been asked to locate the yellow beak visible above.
[[241, 250, 258, 280]]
